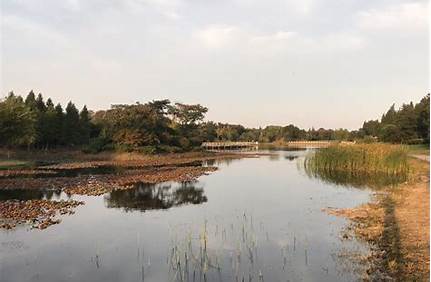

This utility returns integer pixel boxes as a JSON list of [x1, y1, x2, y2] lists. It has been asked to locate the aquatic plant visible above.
[[305, 144, 410, 179]]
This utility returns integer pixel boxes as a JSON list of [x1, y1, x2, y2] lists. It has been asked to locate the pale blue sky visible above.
[[1, 0, 429, 129]]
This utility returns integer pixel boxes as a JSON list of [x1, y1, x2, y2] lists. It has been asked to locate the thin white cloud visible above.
[[124, 0, 183, 19], [321, 33, 365, 50], [357, 2, 428, 31], [250, 31, 297, 43], [194, 25, 365, 55], [64, 0, 81, 11], [1, 0, 428, 128], [195, 25, 244, 49], [2, 15, 71, 50]]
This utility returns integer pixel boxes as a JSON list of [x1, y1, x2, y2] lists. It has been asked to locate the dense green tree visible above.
[[362, 120, 380, 136], [168, 103, 208, 127], [416, 94, 430, 143], [35, 93, 46, 112], [63, 102, 81, 145], [25, 90, 37, 108], [54, 103, 65, 145], [239, 128, 261, 142], [100, 103, 169, 149], [282, 125, 306, 141], [199, 122, 218, 141], [215, 124, 245, 141], [260, 126, 283, 142], [40, 99, 59, 147], [333, 129, 350, 140], [359, 94, 429, 144], [381, 104, 397, 125], [380, 124, 402, 143], [79, 106, 91, 144], [0, 92, 37, 149], [396, 102, 418, 141]]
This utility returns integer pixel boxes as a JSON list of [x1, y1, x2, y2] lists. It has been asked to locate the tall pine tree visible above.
[[63, 102, 81, 145]]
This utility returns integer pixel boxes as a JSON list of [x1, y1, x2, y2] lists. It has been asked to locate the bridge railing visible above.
[[201, 141, 258, 148]]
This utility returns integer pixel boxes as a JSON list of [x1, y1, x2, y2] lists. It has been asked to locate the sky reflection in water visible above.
[[0, 150, 374, 282]]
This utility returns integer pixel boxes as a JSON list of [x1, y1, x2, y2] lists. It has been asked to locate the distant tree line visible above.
[[198, 122, 352, 143], [0, 91, 209, 153], [0, 91, 93, 149], [0, 91, 429, 153], [361, 94, 429, 144]]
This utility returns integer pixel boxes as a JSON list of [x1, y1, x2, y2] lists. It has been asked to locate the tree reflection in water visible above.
[[0, 188, 65, 201], [104, 181, 207, 212]]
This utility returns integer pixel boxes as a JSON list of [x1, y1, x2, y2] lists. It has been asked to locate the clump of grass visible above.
[[305, 144, 410, 178]]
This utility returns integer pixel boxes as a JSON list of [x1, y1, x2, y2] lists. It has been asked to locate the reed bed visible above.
[[305, 144, 410, 178]]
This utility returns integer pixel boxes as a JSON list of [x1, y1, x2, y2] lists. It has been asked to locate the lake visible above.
[[0, 149, 372, 282]]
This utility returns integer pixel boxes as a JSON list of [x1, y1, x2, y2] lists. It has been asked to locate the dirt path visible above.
[[410, 154, 430, 162], [392, 159, 430, 280]]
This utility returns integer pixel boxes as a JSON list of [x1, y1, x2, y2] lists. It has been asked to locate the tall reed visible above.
[[305, 144, 410, 178]]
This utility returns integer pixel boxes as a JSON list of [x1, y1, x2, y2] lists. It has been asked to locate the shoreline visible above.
[[326, 156, 430, 280]]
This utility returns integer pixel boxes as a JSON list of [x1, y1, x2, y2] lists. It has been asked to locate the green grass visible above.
[[407, 144, 430, 155], [305, 144, 410, 178], [0, 159, 34, 170]]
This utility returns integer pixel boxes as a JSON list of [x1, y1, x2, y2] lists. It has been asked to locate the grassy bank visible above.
[[0, 148, 214, 170], [325, 156, 429, 280], [407, 144, 430, 155], [305, 143, 410, 178]]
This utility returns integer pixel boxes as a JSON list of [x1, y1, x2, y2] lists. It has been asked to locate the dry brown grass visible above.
[[392, 158, 429, 280]]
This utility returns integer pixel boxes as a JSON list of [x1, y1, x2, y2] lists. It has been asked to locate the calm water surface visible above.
[[0, 150, 372, 282]]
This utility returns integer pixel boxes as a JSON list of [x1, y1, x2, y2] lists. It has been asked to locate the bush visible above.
[[137, 146, 157, 154], [82, 136, 111, 154], [178, 137, 191, 150], [156, 145, 183, 153], [358, 136, 378, 144]]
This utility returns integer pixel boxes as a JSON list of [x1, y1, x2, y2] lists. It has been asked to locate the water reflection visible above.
[[0, 150, 373, 282], [285, 155, 299, 161], [104, 181, 207, 212], [0, 188, 67, 201], [258, 145, 307, 152], [303, 166, 406, 189]]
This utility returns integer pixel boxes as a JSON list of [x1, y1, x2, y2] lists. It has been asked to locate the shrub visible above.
[[82, 136, 111, 154]]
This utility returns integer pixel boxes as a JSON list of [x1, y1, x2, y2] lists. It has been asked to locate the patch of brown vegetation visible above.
[[66, 166, 218, 196], [0, 151, 261, 177], [0, 169, 57, 178], [325, 200, 385, 243], [0, 199, 83, 230]]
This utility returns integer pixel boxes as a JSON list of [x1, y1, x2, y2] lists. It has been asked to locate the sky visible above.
[[1, 0, 429, 129]]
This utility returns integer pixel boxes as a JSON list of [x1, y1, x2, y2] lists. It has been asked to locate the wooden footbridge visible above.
[[201, 141, 258, 150], [284, 140, 339, 148], [201, 140, 346, 150]]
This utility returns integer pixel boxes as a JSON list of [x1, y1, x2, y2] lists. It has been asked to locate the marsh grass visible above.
[[305, 144, 410, 181]]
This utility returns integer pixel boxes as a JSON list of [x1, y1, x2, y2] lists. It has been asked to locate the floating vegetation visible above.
[[0, 166, 217, 196], [0, 199, 83, 230], [304, 144, 410, 187]]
